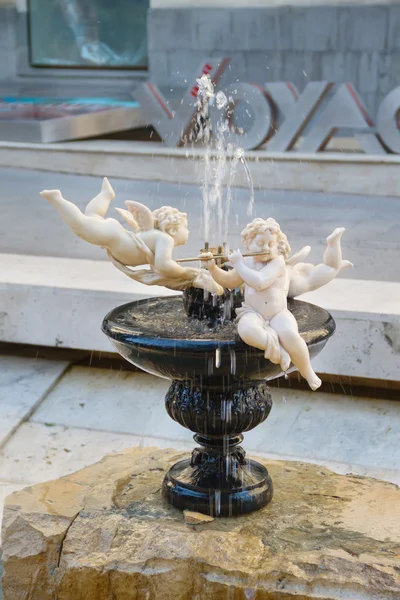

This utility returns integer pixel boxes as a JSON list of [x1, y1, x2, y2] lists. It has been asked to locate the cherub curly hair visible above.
[[153, 206, 187, 236], [241, 217, 291, 259]]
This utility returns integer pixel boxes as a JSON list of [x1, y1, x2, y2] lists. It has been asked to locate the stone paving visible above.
[[0, 352, 399, 545]]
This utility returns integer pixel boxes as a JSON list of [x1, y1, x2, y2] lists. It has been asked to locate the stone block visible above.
[[320, 52, 345, 82], [338, 7, 388, 52], [2, 446, 400, 599], [243, 51, 269, 84], [388, 5, 400, 51], [190, 8, 233, 51], [343, 52, 361, 85], [167, 49, 215, 86], [275, 7, 293, 51], [379, 54, 400, 99], [378, 53, 394, 97], [149, 51, 170, 86], [281, 52, 322, 89], [148, 9, 193, 52], [0, 7, 15, 51], [291, 7, 338, 52], [231, 8, 279, 51], [358, 52, 379, 94], [0, 49, 15, 81]]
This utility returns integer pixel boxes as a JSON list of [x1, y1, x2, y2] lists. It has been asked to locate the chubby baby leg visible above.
[[237, 313, 281, 365], [40, 181, 122, 248], [324, 227, 352, 271], [271, 310, 322, 391]]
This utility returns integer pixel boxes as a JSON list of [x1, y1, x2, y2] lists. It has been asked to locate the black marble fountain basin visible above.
[[102, 295, 335, 517], [102, 296, 335, 383]]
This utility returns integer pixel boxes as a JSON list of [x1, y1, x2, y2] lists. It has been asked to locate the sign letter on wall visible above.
[[209, 82, 276, 150], [133, 59, 230, 147]]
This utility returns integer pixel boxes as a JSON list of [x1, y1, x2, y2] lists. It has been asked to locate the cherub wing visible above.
[[114, 208, 138, 230], [114, 200, 154, 232], [125, 200, 154, 231], [286, 245, 311, 266]]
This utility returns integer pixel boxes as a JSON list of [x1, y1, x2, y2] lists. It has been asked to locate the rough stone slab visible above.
[[2, 446, 400, 599]]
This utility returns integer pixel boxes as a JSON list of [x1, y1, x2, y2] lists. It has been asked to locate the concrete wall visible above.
[[148, 6, 400, 118], [1, 2, 400, 119], [0, 6, 16, 82]]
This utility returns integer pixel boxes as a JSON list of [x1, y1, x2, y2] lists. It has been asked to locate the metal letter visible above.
[[133, 57, 230, 147], [301, 83, 385, 154], [209, 82, 277, 151], [376, 87, 400, 154], [264, 82, 299, 125], [266, 82, 333, 152]]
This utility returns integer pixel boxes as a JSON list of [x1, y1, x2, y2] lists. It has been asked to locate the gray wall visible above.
[[148, 6, 400, 118], [1, 3, 400, 118], [0, 6, 145, 100]]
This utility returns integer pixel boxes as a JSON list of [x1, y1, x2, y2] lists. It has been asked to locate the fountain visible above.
[[40, 75, 351, 517]]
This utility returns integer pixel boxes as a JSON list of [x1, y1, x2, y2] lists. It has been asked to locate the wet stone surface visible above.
[[2, 446, 399, 600], [104, 296, 334, 344]]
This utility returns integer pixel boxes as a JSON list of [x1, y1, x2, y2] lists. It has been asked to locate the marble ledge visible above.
[[0, 253, 399, 381]]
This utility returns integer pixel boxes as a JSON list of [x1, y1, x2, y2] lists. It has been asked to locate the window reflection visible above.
[[29, 0, 148, 68]]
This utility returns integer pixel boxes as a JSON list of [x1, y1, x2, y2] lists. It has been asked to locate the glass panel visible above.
[[28, 0, 148, 68]]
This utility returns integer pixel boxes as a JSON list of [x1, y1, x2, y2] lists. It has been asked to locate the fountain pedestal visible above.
[[102, 294, 335, 517], [164, 380, 273, 516]]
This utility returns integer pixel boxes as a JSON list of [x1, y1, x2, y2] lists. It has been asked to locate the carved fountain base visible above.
[[163, 380, 273, 516], [102, 294, 335, 518]]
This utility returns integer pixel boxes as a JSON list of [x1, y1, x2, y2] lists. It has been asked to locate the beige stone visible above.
[[2, 446, 400, 600], [183, 510, 215, 525]]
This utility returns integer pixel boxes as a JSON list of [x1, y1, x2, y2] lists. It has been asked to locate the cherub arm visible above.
[[232, 252, 285, 291], [153, 234, 198, 278], [207, 262, 244, 290]]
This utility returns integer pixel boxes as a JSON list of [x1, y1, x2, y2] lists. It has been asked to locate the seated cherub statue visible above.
[[40, 178, 223, 295], [204, 217, 352, 391]]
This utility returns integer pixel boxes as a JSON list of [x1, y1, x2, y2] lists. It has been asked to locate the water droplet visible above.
[[215, 347, 221, 368], [230, 349, 237, 375], [214, 489, 221, 517]]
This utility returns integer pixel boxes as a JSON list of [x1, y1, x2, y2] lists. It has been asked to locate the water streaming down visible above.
[[235, 147, 255, 217], [215, 346, 221, 368], [195, 75, 255, 246], [195, 74, 214, 242]]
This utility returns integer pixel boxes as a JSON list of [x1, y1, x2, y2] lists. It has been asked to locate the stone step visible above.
[[1, 139, 400, 196], [0, 253, 399, 382]]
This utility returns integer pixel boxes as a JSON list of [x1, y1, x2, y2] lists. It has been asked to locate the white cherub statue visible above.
[[204, 218, 352, 391], [40, 178, 223, 295]]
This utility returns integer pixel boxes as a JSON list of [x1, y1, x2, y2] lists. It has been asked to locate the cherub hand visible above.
[[228, 249, 243, 265], [199, 251, 216, 270]]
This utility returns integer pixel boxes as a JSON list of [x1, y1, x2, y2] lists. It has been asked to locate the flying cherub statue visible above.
[[40, 178, 223, 295], [203, 218, 352, 391]]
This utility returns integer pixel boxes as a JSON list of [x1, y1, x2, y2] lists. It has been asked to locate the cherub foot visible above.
[[340, 259, 354, 270], [307, 372, 322, 391], [40, 189, 63, 206], [101, 177, 115, 200], [280, 347, 291, 372], [326, 227, 345, 244]]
